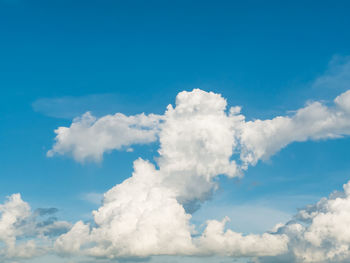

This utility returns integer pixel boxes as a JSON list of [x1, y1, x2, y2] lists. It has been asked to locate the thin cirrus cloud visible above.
[[79, 192, 104, 205], [32, 93, 128, 119], [312, 55, 350, 93]]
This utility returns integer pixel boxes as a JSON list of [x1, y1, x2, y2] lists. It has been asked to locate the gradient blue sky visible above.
[[1, 0, 350, 249]]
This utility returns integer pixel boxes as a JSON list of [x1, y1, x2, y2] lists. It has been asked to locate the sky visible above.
[[1, 1, 350, 262]]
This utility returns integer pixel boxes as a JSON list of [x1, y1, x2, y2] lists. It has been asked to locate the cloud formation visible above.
[[8, 179, 350, 262], [48, 112, 162, 162], [259, 180, 350, 263], [45, 88, 350, 262], [55, 159, 288, 259], [0, 194, 70, 260], [48, 89, 350, 174], [53, 89, 290, 259], [4, 58, 348, 263], [239, 89, 350, 167]]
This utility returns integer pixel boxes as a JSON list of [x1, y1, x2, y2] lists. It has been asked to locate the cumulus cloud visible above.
[[54, 90, 289, 259], [196, 217, 288, 257], [48, 88, 350, 175], [55, 159, 289, 259], [48, 112, 162, 162], [33, 68, 350, 263], [46, 88, 350, 261], [157, 89, 242, 204], [0, 194, 71, 261], [55, 159, 195, 258], [253, 180, 350, 263]]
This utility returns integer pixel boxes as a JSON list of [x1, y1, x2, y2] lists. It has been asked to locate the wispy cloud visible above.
[[79, 192, 103, 205], [32, 94, 125, 119], [313, 55, 350, 93]]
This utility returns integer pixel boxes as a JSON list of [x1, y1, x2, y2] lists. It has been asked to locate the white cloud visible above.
[[0, 193, 36, 259], [55, 158, 195, 258], [0, 194, 71, 261], [55, 158, 289, 258], [48, 112, 162, 162], [54, 90, 289, 259], [196, 217, 288, 257], [47, 88, 350, 215], [157, 89, 243, 204], [238, 89, 350, 167], [258, 180, 350, 263], [48, 88, 350, 175], [34, 57, 350, 263], [13, 179, 350, 263]]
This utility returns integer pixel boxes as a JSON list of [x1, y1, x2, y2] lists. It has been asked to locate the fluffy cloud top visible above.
[[55, 160, 289, 259], [157, 90, 242, 204], [55, 159, 196, 258]]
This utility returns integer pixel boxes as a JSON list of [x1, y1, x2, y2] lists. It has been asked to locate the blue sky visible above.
[[1, 1, 350, 262]]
